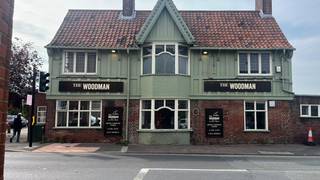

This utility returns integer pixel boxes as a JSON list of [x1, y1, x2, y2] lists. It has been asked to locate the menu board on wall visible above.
[[104, 107, 123, 136], [205, 109, 224, 138]]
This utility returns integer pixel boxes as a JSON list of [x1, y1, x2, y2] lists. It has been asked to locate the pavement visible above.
[[5, 128, 320, 155]]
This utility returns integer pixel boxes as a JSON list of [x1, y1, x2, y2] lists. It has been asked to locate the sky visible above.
[[12, 0, 320, 95]]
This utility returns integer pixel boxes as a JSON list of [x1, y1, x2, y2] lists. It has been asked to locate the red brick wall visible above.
[[190, 100, 294, 144], [0, 0, 13, 179], [291, 96, 320, 144]]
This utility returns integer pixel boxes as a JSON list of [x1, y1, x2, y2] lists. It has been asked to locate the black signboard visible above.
[[204, 81, 271, 93], [59, 81, 124, 93], [205, 109, 224, 138], [104, 107, 123, 136]]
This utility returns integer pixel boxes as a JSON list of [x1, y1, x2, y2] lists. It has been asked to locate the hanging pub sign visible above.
[[205, 109, 224, 138], [59, 81, 124, 93], [204, 81, 271, 93], [104, 107, 123, 136]]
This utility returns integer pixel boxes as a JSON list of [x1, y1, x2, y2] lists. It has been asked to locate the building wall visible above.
[[190, 100, 294, 144], [291, 96, 320, 144], [47, 49, 293, 100], [45, 99, 127, 143], [0, 0, 13, 178]]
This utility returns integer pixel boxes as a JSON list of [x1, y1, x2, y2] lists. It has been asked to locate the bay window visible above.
[[63, 51, 97, 74], [140, 99, 190, 130], [244, 101, 268, 131], [239, 52, 272, 75], [142, 43, 189, 75], [56, 100, 102, 128]]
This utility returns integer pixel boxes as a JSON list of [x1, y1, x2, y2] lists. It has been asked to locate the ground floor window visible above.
[[37, 106, 47, 123], [244, 101, 268, 131], [140, 99, 190, 130], [56, 100, 102, 128], [300, 104, 320, 118]]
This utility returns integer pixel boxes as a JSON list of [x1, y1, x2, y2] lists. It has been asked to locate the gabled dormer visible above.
[[136, 0, 195, 45]]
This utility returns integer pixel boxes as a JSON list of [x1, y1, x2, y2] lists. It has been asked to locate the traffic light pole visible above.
[[28, 67, 36, 147]]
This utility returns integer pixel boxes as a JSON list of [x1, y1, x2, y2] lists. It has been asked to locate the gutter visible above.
[[45, 45, 140, 50], [190, 47, 296, 51]]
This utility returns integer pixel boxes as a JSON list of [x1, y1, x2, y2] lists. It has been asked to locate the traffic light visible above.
[[39, 71, 50, 92]]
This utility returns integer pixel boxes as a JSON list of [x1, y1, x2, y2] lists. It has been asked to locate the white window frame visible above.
[[300, 104, 320, 118], [244, 101, 269, 131], [62, 50, 98, 75], [37, 106, 47, 123], [139, 99, 190, 130], [141, 43, 190, 75], [55, 100, 102, 129], [238, 52, 273, 76]]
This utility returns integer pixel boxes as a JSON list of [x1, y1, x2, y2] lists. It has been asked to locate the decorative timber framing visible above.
[[136, 0, 195, 45]]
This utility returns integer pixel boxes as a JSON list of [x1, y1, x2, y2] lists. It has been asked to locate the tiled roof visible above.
[[47, 10, 294, 50]]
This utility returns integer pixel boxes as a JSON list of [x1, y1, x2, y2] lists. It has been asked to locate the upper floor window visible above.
[[64, 51, 97, 74], [300, 104, 320, 118], [142, 43, 189, 75], [239, 53, 271, 75]]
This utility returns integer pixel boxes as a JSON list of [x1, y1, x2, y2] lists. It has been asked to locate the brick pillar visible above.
[[0, 0, 14, 179]]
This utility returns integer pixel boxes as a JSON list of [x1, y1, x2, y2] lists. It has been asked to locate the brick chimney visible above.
[[256, 0, 272, 15], [122, 0, 135, 17]]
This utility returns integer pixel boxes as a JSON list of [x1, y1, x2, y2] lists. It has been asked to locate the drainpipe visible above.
[[125, 49, 130, 142]]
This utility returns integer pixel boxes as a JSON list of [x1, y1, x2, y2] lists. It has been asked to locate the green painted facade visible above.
[[47, 7, 293, 101]]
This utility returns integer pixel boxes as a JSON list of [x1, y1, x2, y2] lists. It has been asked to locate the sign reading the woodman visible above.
[[205, 109, 224, 138], [59, 81, 124, 93], [104, 107, 123, 136], [204, 81, 271, 92]]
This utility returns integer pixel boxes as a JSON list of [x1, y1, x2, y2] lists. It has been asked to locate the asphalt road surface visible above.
[[5, 152, 320, 180]]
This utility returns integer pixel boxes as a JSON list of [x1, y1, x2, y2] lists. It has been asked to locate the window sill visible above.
[[243, 130, 270, 133], [59, 74, 99, 78], [237, 75, 273, 79], [140, 74, 191, 77], [53, 127, 102, 130], [300, 116, 320, 119], [138, 129, 193, 133]]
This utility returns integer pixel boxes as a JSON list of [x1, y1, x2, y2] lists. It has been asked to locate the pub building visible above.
[[44, 0, 318, 145]]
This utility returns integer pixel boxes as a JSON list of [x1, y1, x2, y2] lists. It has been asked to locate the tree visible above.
[[9, 38, 43, 98]]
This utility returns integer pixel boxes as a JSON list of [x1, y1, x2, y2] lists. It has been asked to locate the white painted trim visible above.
[[139, 100, 142, 129], [62, 50, 98, 75], [139, 99, 191, 131], [141, 42, 189, 75], [244, 101, 269, 131], [55, 100, 102, 128], [174, 99, 178, 130], [238, 52, 273, 76], [151, 99, 155, 130], [300, 104, 320, 118]]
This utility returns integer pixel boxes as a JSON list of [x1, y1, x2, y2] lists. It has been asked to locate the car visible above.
[[6, 115, 29, 129]]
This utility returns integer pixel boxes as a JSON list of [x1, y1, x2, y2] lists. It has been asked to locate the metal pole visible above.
[[28, 67, 36, 147]]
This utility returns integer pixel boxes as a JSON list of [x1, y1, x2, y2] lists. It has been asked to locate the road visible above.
[[5, 152, 320, 180]]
